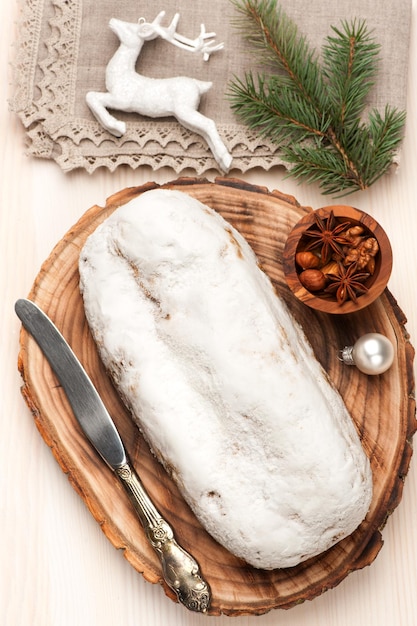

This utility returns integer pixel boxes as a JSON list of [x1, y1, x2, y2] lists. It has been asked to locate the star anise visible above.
[[303, 211, 351, 264], [324, 262, 370, 304]]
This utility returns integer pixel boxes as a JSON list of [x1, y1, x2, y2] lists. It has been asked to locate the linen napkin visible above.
[[10, 0, 411, 174]]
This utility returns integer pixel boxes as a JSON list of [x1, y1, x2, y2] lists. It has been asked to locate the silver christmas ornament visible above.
[[340, 333, 395, 375]]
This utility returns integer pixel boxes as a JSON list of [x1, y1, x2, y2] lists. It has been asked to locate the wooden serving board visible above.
[[17, 178, 416, 616]]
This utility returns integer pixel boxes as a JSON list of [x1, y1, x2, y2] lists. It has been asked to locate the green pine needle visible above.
[[228, 0, 406, 195]]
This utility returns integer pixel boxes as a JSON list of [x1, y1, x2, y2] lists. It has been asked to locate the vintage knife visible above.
[[15, 298, 211, 613]]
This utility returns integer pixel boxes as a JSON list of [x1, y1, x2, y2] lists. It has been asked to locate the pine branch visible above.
[[228, 73, 330, 143], [228, 0, 406, 196], [322, 20, 380, 130], [363, 106, 407, 185], [231, 0, 327, 111], [281, 141, 365, 196]]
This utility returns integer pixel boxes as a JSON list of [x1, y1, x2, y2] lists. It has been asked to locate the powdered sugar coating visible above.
[[79, 189, 372, 569]]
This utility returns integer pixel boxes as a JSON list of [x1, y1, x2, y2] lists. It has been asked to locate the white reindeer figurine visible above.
[[86, 12, 232, 172]]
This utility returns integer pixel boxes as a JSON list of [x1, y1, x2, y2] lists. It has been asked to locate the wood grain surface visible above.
[[16, 178, 416, 616]]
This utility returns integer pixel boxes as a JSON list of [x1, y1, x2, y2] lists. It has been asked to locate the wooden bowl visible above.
[[282, 205, 393, 314]]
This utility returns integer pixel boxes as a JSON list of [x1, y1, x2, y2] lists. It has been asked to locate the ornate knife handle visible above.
[[115, 462, 211, 613]]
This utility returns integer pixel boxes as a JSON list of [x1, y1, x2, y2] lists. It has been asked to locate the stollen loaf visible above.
[[78, 189, 372, 569]]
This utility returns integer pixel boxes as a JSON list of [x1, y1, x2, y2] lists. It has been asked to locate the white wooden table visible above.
[[2, 1, 417, 624]]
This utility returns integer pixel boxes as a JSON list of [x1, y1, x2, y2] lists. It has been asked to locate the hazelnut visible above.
[[299, 269, 327, 292], [295, 251, 320, 270]]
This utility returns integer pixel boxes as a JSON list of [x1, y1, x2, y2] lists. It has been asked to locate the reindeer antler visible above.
[[150, 12, 224, 61]]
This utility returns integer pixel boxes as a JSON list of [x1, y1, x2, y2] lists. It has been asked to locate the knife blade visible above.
[[15, 298, 211, 613]]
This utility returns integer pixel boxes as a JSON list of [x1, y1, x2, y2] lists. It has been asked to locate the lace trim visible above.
[[10, 0, 45, 124]]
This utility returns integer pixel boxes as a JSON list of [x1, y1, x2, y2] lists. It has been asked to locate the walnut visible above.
[[344, 225, 365, 248], [344, 237, 379, 272], [321, 260, 340, 276]]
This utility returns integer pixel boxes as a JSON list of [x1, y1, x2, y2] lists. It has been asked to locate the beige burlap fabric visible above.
[[10, 0, 411, 174]]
